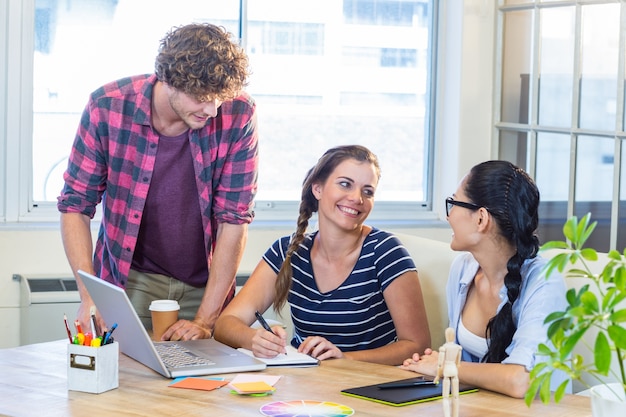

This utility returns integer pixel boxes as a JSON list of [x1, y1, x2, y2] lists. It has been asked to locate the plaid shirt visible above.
[[58, 74, 258, 287]]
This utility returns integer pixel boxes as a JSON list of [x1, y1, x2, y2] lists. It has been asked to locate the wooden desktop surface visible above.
[[0, 339, 591, 417]]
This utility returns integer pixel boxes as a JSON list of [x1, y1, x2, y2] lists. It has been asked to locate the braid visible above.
[[465, 161, 540, 363], [274, 205, 312, 313], [483, 253, 522, 363]]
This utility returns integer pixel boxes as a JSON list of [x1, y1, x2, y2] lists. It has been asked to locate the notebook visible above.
[[78, 270, 266, 378], [341, 376, 478, 407], [237, 345, 320, 367]]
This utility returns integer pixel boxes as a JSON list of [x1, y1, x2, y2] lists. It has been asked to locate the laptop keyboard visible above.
[[155, 343, 216, 368]]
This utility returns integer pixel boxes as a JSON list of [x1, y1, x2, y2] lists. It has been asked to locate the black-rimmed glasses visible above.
[[445, 197, 483, 217]]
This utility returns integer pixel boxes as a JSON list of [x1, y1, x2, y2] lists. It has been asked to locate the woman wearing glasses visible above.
[[401, 160, 567, 398]]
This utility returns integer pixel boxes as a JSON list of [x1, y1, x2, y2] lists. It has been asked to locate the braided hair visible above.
[[273, 145, 381, 312], [463, 160, 540, 363]]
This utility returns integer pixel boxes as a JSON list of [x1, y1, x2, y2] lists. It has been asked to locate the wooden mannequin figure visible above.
[[434, 327, 462, 417]]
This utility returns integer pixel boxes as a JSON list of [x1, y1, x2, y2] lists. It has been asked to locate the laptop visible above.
[[78, 270, 266, 378]]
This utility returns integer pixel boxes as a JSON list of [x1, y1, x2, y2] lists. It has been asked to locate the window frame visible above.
[[494, 0, 625, 251], [1, 0, 440, 226]]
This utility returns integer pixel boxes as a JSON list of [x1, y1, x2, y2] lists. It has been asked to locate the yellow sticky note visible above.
[[230, 381, 275, 394]]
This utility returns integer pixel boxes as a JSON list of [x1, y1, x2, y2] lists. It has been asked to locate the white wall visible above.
[[0, 1, 496, 348], [0, 227, 76, 347]]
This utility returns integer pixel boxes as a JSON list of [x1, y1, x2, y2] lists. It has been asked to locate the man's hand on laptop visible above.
[[161, 319, 212, 341]]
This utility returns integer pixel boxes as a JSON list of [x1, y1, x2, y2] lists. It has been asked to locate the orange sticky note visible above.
[[230, 381, 276, 394], [169, 378, 229, 391]]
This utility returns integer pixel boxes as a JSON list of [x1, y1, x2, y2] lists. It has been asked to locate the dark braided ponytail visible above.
[[463, 160, 540, 363], [273, 145, 380, 313]]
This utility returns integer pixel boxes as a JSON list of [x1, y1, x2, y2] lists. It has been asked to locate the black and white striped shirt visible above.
[[263, 228, 417, 351]]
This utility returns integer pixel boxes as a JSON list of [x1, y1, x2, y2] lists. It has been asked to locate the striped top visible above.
[[263, 228, 417, 351]]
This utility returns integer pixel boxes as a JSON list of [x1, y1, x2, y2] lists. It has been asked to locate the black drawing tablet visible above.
[[341, 376, 478, 407]]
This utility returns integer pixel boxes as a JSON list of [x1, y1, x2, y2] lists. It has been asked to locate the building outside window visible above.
[[17, 0, 436, 223]]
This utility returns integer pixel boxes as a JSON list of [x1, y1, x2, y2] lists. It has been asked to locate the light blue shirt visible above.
[[446, 252, 567, 371]]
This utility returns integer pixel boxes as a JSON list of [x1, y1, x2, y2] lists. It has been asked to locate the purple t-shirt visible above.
[[131, 131, 208, 287]]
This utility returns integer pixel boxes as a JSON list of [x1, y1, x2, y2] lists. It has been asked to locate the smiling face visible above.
[[312, 158, 378, 231], [165, 85, 223, 130]]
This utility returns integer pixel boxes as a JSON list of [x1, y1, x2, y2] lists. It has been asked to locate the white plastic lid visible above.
[[149, 299, 180, 312]]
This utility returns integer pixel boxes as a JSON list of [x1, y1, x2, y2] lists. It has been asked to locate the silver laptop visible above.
[[78, 270, 266, 378]]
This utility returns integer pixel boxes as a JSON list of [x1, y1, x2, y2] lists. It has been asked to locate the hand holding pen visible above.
[[254, 311, 287, 356]]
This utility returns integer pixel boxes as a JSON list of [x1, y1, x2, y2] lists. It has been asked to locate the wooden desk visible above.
[[0, 340, 591, 417]]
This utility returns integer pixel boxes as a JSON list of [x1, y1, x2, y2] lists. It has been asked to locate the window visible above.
[[3, 0, 436, 223], [496, 0, 626, 251], [248, 22, 324, 55], [343, 0, 425, 26]]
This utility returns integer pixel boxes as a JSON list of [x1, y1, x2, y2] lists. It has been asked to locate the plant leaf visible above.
[[608, 324, 626, 350], [580, 248, 598, 261], [531, 214, 626, 396], [540, 241, 569, 251], [566, 268, 594, 279], [545, 253, 571, 275], [545, 310, 566, 324], [565, 287, 579, 306], [532, 361, 548, 374], [525, 372, 546, 406], [553, 380, 569, 403], [561, 327, 588, 357], [609, 308, 626, 323], [594, 332, 611, 375], [615, 266, 626, 290], [539, 372, 552, 403], [562, 217, 577, 242], [576, 213, 596, 247], [580, 290, 599, 313]]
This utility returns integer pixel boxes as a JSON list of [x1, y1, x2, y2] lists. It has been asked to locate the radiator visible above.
[[16, 274, 80, 345]]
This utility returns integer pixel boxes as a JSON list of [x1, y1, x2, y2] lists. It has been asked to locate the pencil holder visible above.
[[67, 341, 119, 394]]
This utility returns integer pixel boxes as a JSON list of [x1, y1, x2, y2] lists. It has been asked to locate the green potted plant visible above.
[[524, 213, 626, 414]]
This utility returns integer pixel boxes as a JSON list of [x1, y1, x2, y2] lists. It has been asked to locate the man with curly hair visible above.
[[58, 23, 258, 342]]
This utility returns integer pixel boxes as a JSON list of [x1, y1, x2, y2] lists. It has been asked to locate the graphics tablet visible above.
[[341, 376, 478, 407]]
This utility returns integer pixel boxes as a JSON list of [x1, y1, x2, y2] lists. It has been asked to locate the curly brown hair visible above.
[[154, 23, 250, 101]]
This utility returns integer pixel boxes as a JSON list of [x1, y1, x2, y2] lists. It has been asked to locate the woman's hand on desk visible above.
[[298, 336, 345, 361], [399, 348, 438, 377], [161, 319, 213, 341], [251, 326, 288, 358]]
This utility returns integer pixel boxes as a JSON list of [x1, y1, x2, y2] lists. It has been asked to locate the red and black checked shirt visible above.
[[57, 74, 259, 288]]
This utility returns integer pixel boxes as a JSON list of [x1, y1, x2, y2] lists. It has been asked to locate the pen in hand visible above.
[[254, 310, 287, 355]]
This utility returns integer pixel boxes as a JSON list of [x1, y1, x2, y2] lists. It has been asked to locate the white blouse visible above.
[[457, 317, 488, 359]]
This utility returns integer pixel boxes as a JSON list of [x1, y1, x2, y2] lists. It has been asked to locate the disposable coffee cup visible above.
[[149, 300, 180, 341]]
